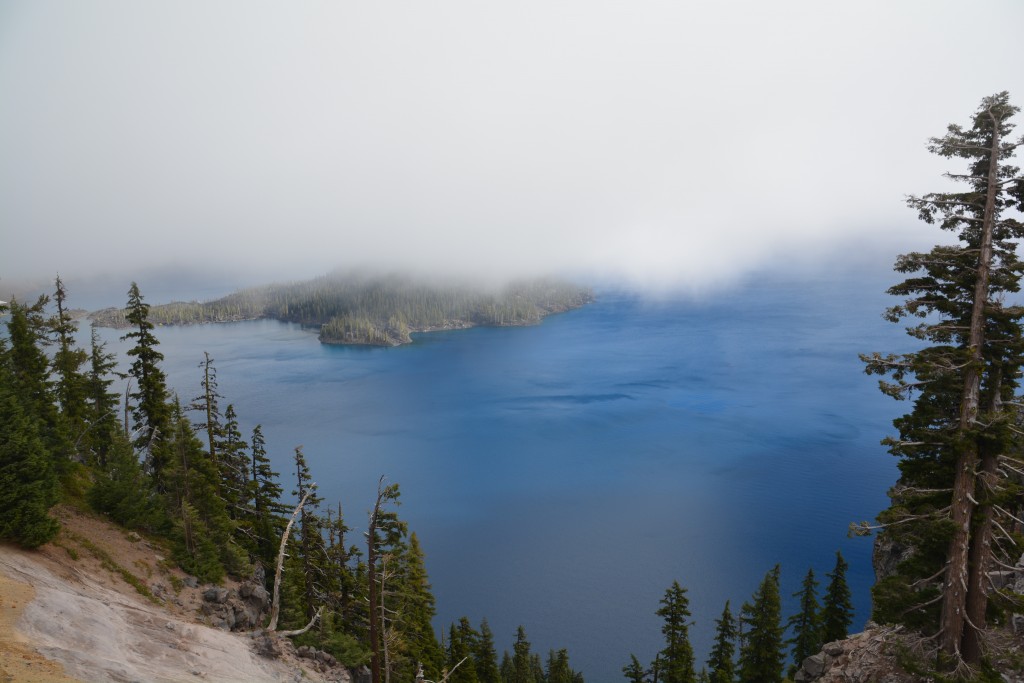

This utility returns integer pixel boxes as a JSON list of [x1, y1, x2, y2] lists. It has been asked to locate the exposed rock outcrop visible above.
[[200, 580, 271, 631], [0, 505, 354, 683], [792, 626, 928, 683]]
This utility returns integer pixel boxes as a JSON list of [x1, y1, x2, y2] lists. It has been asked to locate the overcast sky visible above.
[[2, 1, 1023, 292]]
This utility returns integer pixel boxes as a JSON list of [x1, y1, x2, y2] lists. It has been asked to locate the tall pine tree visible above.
[[706, 600, 735, 683], [0, 335, 60, 547], [738, 566, 784, 683], [474, 619, 502, 683], [787, 568, 822, 677], [84, 328, 122, 465], [655, 581, 696, 683], [820, 552, 853, 644], [123, 283, 172, 488], [510, 626, 535, 683], [861, 92, 1024, 664], [49, 276, 89, 450]]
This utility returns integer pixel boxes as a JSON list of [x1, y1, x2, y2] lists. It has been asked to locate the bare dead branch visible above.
[[267, 486, 315, 632], [277, 606, 324, 638]]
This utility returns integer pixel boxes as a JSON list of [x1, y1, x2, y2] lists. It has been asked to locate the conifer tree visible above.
[[475, 619, 502, 683], [511, 626, 536, 683], [622, 655, 646, 683], [190, 352, 224, 480], [6, 298, 69, 463], [123, 283, 172, 487], [166, 401, 239, 582], [528, 653, 545, 683], [398, 533, 444, 680], [706, 601, 735, 683], [500, 651, 514, 683], [545, 649, 580, 683], [324, 501, 361, 635], [738, 566, 784, 683], [216, 404, 249, 521], [861, 92, 1024, 663], [0, 338, 60, 548], [787, 568, 822, 677], [820, 552, 853, 644], [448, 619, 480, 683], [655, 581, 696, 683], [88, 431, 162, 530], [292, 446, 325, 621], [49, 276, 89, 447], [249, 424, 286, 572], [368, 477, 404, 683], [84, 328, 121, 465]]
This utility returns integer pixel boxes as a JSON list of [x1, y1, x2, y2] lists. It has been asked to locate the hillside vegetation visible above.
[[89, 273, 593, 346]]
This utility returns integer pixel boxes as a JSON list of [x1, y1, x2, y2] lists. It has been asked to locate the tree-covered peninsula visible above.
[[89, 273, 594, 347]]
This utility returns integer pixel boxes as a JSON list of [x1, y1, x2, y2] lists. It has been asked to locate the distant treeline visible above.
[[90, 273, 594, 346]]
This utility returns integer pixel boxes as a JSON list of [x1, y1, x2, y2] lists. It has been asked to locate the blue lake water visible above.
[[92, 270, 909, 681]]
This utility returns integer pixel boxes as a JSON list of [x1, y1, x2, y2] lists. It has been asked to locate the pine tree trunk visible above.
[[368, 491, 382, 683], [963, 450, 997, 662], [964, 365, 1003, 662], [939, 114, 1001, 661]]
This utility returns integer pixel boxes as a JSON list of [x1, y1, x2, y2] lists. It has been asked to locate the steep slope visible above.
[[0, 506, 347, 683]]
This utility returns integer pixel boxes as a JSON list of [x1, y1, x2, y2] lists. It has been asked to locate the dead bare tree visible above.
[[266, 487, 315, 633], [367, 476, 403, 683]]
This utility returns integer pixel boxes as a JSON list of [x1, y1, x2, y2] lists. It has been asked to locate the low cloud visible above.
[[1, 1, 1021, 294]]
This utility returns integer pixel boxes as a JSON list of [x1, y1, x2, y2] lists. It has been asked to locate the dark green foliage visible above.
[[622, 655, 646, 683], [475, 619, 502, 683], [0, 342, 60, 548], [787, 569, 822, 678], [166, 403, 241, 583], [295, 618, 371, 668], [448, 618, 480, 683], [122, 283, 172, 487], [216, 404, 249, 522], [87, 433, 163, 530], [6, 298, 69, 464], [84, 328, 122, 465], [529, 653, 545, 683], [500, 651, 514, 683], [706, 601, 736, 683], [738, 566, 785, 683], [511, 626, 536, 683], [545, 649, 582, 683], [398, 533, 444, 680], [189, 352, 223, 486], [821, 552, 854, 644], [656, 581, 696, 683], [248, 424, 286, 573], [292, 446, 325, 622], [324, 502, 362, 639], [49, 276, 89, 450]]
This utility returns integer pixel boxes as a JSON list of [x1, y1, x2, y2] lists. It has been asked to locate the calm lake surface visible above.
[[93, 270, 909, 681]]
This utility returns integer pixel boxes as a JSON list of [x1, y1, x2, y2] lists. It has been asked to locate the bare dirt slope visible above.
[[0, 506, 338, 683]]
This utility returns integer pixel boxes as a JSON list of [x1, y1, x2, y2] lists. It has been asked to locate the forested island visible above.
[[89, 273, 593, 347]]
